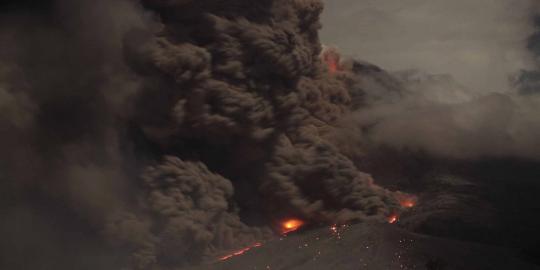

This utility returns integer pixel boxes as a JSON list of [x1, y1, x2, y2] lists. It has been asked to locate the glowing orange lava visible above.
[[281, 219, 305, 234], [388, 214, 398, 224], [218, 242, 262, 261]]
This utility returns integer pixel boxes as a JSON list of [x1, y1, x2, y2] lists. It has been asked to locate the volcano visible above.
[[1, 0, 540, 269]]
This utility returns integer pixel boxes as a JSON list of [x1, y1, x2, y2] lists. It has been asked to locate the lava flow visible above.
[[218, 243, 262, 261], [281, 219, 305, 234]]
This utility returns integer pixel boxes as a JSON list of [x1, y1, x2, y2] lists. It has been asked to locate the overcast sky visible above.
[[320, 0, 538, 93]]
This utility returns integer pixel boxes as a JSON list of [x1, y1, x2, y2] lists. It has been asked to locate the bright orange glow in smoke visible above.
[[218, 242, 262, 261], [400, 199, 416, 208], [281, 219, 305, 234], [396, 193, 417, 209], [327, 59, 338, 74], [321, 47, 341, 74], [388, 214, 398, 224]]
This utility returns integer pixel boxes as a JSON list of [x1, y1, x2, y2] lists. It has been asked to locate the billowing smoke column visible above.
[[113, 0, 400, 267], [0, 0, 401, 269]]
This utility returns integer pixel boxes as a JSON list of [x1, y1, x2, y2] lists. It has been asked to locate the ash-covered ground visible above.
[[191, 222, 539, 270]]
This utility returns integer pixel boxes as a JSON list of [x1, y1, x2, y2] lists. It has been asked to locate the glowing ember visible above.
[[388, 214, 399, 224], [281, 219, 305, 234], [218, 242, 262, 261], [329, 224, 344, 239]]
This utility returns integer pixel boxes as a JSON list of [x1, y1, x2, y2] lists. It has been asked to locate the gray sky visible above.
[[320, 0, 538, 93]]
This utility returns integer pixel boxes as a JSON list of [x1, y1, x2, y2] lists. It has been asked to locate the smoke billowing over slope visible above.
[[322, 1, 540, 160], [338, 84, 540, 160], [0, 0, 402, 269], [328, 27, 540, 160]]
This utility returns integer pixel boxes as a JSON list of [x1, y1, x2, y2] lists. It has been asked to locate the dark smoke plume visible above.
[[0, 0, 400, 269]]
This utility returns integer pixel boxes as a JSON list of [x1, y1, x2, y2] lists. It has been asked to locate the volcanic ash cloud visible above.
[[0, 0, 401, 269], [114, 0, 400, 267]]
